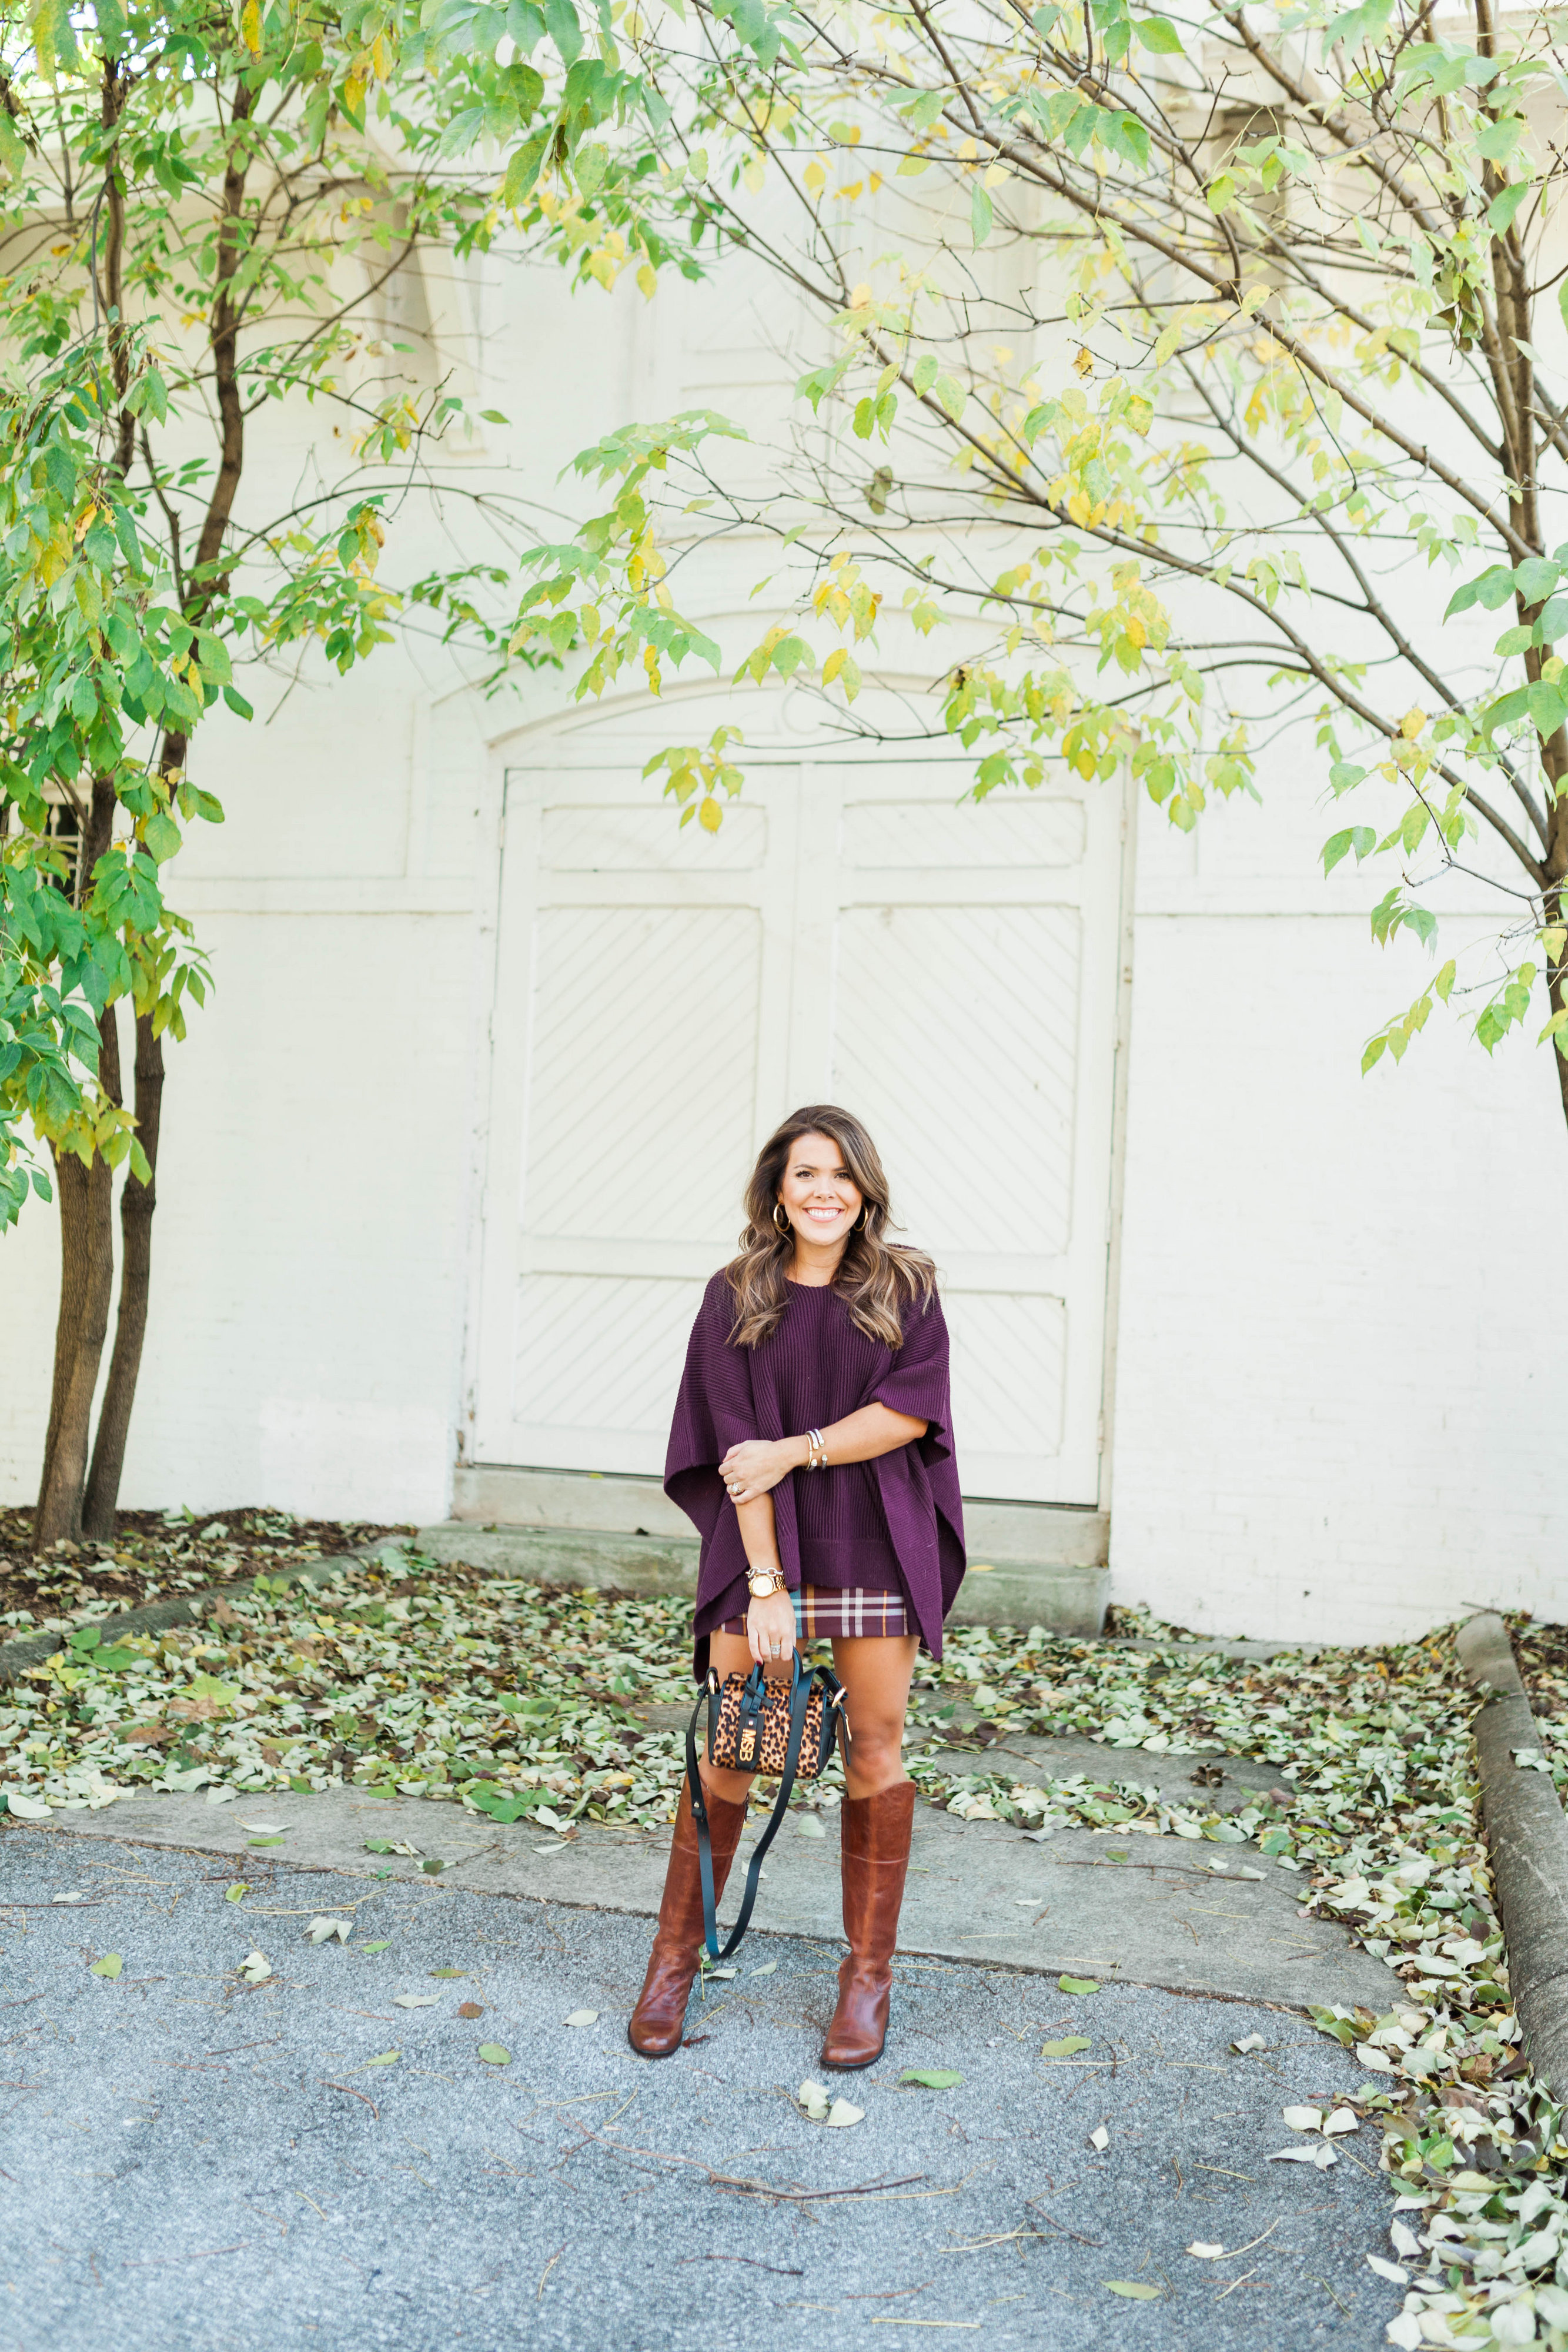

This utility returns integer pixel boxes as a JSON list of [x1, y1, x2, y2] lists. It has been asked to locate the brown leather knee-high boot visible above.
[[627, 1780, 748, 2059], [820, 1780, 916, 2071]]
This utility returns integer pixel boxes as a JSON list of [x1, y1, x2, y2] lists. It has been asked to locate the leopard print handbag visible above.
[[685, 1655, 845, 1964]]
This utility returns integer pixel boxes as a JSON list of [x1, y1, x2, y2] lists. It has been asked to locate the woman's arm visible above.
[[720, 1403, 928, 1506]]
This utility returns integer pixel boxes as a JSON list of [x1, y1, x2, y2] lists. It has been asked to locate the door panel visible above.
[[474, 731, 1121, 1502]]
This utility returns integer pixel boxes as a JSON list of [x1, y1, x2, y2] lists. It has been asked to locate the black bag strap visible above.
[[685, 1656, 840, 1966]]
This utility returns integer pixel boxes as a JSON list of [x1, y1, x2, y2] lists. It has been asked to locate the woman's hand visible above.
[[747, 1586, 797, 1669], [720, 1436, 803, 1505]]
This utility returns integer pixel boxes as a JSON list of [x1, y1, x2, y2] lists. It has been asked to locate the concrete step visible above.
[[416, 1520, 1108, 1635]]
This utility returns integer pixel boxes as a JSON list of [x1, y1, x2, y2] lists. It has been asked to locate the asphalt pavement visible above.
[[2, 1826, 1403, 2350]]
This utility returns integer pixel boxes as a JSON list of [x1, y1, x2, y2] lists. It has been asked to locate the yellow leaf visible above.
[[240, 0, 262, 52], [823, 647, 846, 684], [1399, 707, 1426, 740], [698, 796, 722, 832], [637, 264, 657, 300]]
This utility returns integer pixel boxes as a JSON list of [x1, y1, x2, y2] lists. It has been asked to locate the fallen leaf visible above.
[[1322, 2108, 1358, 2137], [6, 1793, 52, 1820], [429, 1969, 464, 1979], [1058, 1976, 1100, 1995], [1090, 2125, 1110, 2151], [248, 1837, 285, 1849], [363, 1839, 395, 1856], [1231, 2033, 1266, 2054], [798, 2079, 831, 2121], [365, 2050, 401, 2067], [1354, 2043, 1395, 2072], [700, 1967, 736, 1982], [305, 1917, 353, 1945], [420, 1860, 445, 1876], [1282, 2104, 1323, 2132], [53, 1891, 88, 1905], [795, 1815, 826, 1839], [457, 2002, 484, 2019], [477, 2044, 511, 2066], [238, 1951, 273, 1984], [1186, 2243, 1225, 2259], [89, 1953, 123, 1979], [825, 2099, 864, 2128], [901, 2069, 964, 2089], [239, 1820, 288, 1835], [563, 2009, 599, 2026], [1267, 2143, 1337, 2170], [1367, 2255, 1409, 2286], [394, 1994, 440, 2008], [1104, 2281, 1161, 2299], [750, 1962, 778, 1977], [1390, 2220, 1421, 2260], [359, 1940, 391, 1955], [225, 1883, 249, 1904], [1041, 2037, 1092, 2057]]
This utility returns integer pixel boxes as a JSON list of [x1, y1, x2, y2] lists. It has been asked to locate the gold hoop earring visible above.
[[851, 1206, 869, 1232], [773, 1201, 790, 1234]]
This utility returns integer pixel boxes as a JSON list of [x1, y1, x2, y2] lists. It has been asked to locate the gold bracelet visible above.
[[805, 1428, 827, 1470]]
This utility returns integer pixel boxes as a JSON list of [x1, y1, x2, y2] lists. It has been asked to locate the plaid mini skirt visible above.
[[720, 1585, 910, 1641]]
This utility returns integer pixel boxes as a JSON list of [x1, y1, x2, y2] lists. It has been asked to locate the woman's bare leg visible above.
[[829, 1633, 920, 1799]]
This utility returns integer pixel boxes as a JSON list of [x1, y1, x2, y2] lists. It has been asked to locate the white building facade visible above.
[[4, 236, 1564, 1648]]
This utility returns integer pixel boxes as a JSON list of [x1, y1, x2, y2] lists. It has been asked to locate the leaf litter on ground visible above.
[[3, 1553, 1564, 2344]]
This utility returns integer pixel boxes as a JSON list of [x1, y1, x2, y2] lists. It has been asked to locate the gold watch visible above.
[[747, 1568, 788, 1599]]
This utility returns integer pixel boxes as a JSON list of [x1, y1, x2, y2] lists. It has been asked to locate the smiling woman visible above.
[[628, 1105, 968, 2073]]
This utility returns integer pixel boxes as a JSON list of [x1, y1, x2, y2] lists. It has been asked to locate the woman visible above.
[[628, 1105, 965, 2070]]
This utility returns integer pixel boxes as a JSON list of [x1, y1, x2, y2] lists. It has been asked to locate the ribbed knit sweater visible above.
[[665, 1269, 967, 1672]]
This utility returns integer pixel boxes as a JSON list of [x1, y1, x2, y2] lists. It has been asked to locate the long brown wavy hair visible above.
[[724, 1105, 936, 1349]]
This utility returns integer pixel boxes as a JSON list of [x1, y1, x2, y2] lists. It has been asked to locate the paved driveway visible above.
[[4, 1827, 1402, 2350]]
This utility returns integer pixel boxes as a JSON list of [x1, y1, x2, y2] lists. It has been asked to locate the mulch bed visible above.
[[0, 1507, 413, 1628]]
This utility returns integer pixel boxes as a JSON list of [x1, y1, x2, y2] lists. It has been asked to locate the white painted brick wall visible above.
[[1112, 790, 1568, 1641]]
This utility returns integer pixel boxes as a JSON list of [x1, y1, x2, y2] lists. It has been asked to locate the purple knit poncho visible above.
[[665, 1271, 967, 1674]]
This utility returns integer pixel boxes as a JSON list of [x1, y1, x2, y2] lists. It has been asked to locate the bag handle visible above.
[[685, 1655, 836, 1966]]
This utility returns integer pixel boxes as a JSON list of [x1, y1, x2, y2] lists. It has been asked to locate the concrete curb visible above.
[[0, 1550, 377, 1688], [1456, 1612, 1568, 2093]]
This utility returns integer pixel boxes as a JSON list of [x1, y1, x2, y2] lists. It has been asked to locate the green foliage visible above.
[[0, 0, 618, 1226], [500, 0, 1568, 1100]]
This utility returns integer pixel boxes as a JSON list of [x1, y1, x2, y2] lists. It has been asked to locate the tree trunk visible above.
[[34, 1028, 120, 1549], [82, 1012, 165, 1538], [34, 781, 122, 1548]]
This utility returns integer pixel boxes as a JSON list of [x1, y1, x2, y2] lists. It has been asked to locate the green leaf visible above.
[[365, 2049, 400, 2067], [430, 1968, 464, 1979], [364, 1839, 394, 1855], [1135, 14, 1183, 48], [1487, 181, 1530, 234], [90, 1953, 123, 1979], [225, 1883, 249, 1902], [1104, 2281, 1162, 2299], [1041, 2035, 1093, 2056], [933, 373, 967, 424], [248, 1836, 285, 1848], [971, 182, 993, 245], [900, 2068, 965, 2088], [142, 811, 182, 864], [911, 354, 938, 396], [1322, 826, 1375, 875], [1058, 1975, 1100, 1994], [477, 2043, 512, 2064], [359, 1940, 392, 1953]]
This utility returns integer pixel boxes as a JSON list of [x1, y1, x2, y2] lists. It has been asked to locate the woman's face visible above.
[[776, 1131, 864, 1248]]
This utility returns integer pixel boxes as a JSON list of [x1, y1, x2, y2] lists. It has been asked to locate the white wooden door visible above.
[[472, 723, 1122, 1502]]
